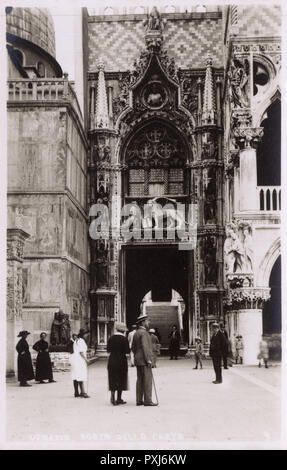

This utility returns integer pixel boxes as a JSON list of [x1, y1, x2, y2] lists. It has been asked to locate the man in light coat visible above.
[[132, 313, 157, 406]]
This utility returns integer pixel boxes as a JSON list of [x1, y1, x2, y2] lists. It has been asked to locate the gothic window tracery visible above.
[[125, 123, 187, 197]]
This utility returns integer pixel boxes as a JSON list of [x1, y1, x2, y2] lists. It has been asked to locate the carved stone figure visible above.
[[241, 223, 254, 273], [50, 310, 70, 346], [144, 7, 164, 32], [224, 223, 244, 273], [204, 168, 217, 223], [204, 237, 217, 284], [146, 83, 164, 107], [228, 58, 250, 108]]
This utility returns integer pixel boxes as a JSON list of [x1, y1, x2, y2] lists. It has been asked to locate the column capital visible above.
[[224, 285, 271, 310], [234, 127, 264, 150]]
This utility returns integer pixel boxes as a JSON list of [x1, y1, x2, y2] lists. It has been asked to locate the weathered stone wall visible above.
[[7, 108, 67, 191], [66, 113, 87, 210], [7, 102, 89, 350]]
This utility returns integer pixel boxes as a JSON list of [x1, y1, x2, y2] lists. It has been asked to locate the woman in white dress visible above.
[[70, 329, 90, 398]]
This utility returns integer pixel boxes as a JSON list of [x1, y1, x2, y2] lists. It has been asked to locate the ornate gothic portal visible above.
[[88, 8, 225, 354]]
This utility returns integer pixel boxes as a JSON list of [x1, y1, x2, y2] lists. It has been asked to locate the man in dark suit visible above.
[[219, 323, 229, 369], [209, 322, 226, 384], [132, 313, 158, 406]]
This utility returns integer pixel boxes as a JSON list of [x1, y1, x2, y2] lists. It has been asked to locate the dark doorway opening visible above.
[[263, 255, 281, 359], [124, 245, 191, 345], [257, 100, 281, 186]]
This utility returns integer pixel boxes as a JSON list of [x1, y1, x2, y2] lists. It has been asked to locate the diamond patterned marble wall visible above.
[[88, 16, 223, 72]]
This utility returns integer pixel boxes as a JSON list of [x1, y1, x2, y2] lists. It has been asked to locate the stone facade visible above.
[[6, 5, 282, 372]]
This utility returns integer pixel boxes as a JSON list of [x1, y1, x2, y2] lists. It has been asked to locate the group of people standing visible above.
[[15, 317, 270, 401], [16, 331, 56, 387], [107, 313, 159, 406]]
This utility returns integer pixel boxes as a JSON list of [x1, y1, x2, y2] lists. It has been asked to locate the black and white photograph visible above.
[[0, 0, 286, 452]]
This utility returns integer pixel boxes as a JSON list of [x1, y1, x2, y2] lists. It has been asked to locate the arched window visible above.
[[37, 62, 45, 78], [125, 123, 188, 197]]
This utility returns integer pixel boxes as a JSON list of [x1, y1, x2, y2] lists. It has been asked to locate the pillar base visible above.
[[228, 309, 262, 365]]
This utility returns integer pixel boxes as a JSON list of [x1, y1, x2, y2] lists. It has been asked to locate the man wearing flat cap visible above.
[[209, 322, 226, 384], [132, 313, 157, 406]]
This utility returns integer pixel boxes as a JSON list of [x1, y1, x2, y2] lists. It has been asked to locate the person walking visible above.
[[16, 331, 35, 387], [132, 313, 157, 406], [33, 332, 56, 384], [70, 329, 90, 398], [149, 328, 160, 368], [219, 323, 229, 369], [209, 322, 226, 384], [235, 335, 244, 364], [258, 336, 269, 368], [168, 324, 180, 360], [107, 322, 130, 405], [128, 324, 137, 367], [193, 337, 203, 369]]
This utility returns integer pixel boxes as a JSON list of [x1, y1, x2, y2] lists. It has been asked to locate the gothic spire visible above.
[[95, 58, 109, 129], [202, 58, 216, 125]]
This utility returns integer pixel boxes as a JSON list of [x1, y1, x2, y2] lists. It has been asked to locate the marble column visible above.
[[236, 309, 262, 365], [6, 229, 30, 378], [233, 126, 263, 212]]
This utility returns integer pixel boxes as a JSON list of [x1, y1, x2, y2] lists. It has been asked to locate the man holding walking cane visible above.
[[132, 313, 158, 407]]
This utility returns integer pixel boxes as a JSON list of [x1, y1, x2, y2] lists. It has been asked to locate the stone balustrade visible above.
[[258, 186, 281, 211], [7, 78, 83, 125]]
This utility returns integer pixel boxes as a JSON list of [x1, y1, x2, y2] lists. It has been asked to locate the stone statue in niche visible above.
[[96, 240, 109, 287], [202, 132, 218, 160], [146, 83, 165, 108], [203, 236, 217, 285], [204, 168, 217, 224], [228, 58, 250, 108]]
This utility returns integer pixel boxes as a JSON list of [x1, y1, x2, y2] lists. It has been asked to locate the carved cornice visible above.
[[189, 160, 224, 170], [197, 226, 225, 236], [224, 287, 271, 310]]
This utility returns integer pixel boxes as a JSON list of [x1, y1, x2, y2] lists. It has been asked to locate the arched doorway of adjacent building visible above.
[[141, 289, 186, 351], [257, 99, 281, 187], [123, 245, 192, 351], [262, 255, 281, 359]]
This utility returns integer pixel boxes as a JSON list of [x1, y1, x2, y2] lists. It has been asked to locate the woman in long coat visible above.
[[16, 331, 35, 387], [33, 332, 56, 384], [107, 322, 130, 405], [70, 329, 90, 398]]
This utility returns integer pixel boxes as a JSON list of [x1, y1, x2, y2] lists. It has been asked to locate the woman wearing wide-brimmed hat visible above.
[[70, 329, 90, 398], [107, 322, 130, 405], [33, 332, 56, 384], [16, 331, 35, 387]]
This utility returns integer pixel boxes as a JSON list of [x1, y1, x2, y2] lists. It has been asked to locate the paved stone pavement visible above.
[[4, 358, 286, 450]]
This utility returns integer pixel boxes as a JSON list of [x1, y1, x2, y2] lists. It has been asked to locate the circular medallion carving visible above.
[[142, 82, 168, 110]]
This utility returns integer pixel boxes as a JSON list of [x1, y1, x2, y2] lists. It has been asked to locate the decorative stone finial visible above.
[[95, 58, 109, 129], [202, 57, 216, 125]]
